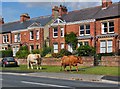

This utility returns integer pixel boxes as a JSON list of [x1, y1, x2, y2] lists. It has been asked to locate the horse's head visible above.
[[78, 57, 83, 64]]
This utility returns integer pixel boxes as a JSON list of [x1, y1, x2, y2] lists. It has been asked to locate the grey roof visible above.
[[1, 15, 52, 33], [62, 2, 120, 22], [77, 36, 93, 40], [96, 33, 118, 38]]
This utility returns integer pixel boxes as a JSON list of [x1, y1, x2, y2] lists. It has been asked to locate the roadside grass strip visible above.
[[0, 65, 119, 76]]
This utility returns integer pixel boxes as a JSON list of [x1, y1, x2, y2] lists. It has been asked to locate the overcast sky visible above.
[[1, 0, 120, 23]]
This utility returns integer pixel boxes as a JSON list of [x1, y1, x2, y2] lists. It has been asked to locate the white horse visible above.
[[27, 54, 42, 70]]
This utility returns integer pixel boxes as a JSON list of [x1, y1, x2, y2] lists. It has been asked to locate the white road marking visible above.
[[0, 79, 3, 80], [21, 81, 71, 88]]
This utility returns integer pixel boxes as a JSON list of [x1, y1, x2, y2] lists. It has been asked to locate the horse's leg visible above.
[[27, 61, 30, 69], [76, 65, 78, 72], [30, 63, 33, 69]]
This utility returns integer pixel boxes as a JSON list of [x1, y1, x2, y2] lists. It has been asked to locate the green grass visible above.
[[0, 65, 119, 76]]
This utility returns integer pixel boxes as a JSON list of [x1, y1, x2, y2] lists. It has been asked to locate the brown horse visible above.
[[61, 55, 83, 72], [27, 54, 42, 70]]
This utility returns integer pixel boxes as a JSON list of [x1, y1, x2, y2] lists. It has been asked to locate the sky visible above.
[[1, 0, 120, 23]]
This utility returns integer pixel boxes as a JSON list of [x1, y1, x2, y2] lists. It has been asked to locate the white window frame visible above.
[[53, 28, 58, 38], [101, 21, 114, 34], [79, 24, 90, 36], [30, 31, 34, 40], [100, 40, 113, 53], [61, 27, 64, 37], [3, 35, 9, 43], [14, 33, 20, 42], [61, 43, 64, 49], [36, 30, 39, 40], [53, 43, 58, 53]]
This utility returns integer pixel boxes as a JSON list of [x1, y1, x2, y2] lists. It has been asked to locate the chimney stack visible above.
[[102, 0, 112, 9], [20, 13, 30, 22], [0, 18, 4, 25], [52, 5, 68, 18]]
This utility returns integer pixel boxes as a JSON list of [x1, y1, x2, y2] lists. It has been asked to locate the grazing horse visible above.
[[27, 54, 42, 70], [60, 55, 83, 72]]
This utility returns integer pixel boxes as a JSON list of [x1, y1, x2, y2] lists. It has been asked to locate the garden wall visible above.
[[16, 56, 120, 67], [100, 56, 120, 67]]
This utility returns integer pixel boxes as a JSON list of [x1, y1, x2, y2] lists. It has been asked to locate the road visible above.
[[1, 73, 119, 89]]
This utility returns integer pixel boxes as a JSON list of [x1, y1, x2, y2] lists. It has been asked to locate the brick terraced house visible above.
[[0, 0, 120, 56], [49, 0, 120, 54]]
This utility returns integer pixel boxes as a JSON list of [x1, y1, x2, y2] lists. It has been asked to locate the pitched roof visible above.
[[0, 15, 52, 33], [62, 2, 120, 22]]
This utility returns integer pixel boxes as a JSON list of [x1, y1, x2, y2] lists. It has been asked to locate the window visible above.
[[84, 41, 89, 45], [61, 43, 64, 49], [61, 28, 64, 37], [100, 40, 113, 53], [36, 30, 39, 40], [36, 45, 39, 49], [53, 43, 58, 53], [14, 33, 20, 42], [30, 45, 34, 52], [30, 31, 34, 40], [102, 21, 114, 34], [78, 42, 83, 47], [3, 35, 9, 43], [80, 24, 90, 36], [119, 40, 120, 49], [53, 27, 58, 38]]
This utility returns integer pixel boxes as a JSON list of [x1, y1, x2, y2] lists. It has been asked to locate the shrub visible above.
[[0, 49, 13, 57], [16, 45, 30, 59], [31, 49, 40, 54], [52, 53, 60, 58], [59, 49, 72, 57], [77, 45, 95, 56], [40, 47, 52, 57]]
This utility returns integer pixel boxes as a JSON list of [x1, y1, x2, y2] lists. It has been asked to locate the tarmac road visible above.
[[1, 72, 119, 89]]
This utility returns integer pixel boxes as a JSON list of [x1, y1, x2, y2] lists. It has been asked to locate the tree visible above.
[[16, 45, 30, 59], [65, 32, 78, 51], [77, 45, 96, 56]]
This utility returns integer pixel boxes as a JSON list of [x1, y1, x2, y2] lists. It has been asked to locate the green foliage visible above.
[[65, 32, 78, 50], [40, 46, 52, 57], [52, 53, 60, 58], [0, 48, 13, 57], [59, 49, 72, 57], [31, 49, 40, 54], [77, 45, 96, 56], [16, 45, 30, 59]]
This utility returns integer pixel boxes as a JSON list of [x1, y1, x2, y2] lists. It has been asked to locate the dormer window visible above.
[[102, 21, 114, 34]]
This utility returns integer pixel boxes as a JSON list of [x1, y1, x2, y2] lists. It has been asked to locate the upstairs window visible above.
[[53, 27, 58, 38], [14, 33, 20, 42], [3, 35, 9, 43], [102, 21, 114, 34], [61, 27, 64, 37], [80, 24, 90, 36], [36, 30, 39, 40], [30, 31, 34, 40]]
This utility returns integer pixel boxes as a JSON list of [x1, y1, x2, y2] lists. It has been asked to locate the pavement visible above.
[[27, 72, 119, 84], [1, 70, 119, 85]]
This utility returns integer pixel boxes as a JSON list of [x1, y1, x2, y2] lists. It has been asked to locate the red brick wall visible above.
[[96, 18, 120, 53], [12, 28, 44, 50], [16, 56, 120, 67]]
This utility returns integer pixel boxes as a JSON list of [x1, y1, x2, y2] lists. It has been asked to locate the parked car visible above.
[[0, 57, 18, 67]]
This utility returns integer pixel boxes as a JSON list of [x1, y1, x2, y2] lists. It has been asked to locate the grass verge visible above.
[[0, 65, 119, 76]]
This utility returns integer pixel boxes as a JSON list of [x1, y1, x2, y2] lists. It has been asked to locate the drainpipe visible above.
[[94, 21, 98, 66]]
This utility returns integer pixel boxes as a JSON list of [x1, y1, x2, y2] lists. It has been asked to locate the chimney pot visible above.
[[20, 13, 30, 22]]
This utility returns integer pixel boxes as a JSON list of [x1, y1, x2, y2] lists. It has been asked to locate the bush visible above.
[[59, 49, 72, 57], [52, 53, 60, 58], [40, 47, 52, 57], [16, 45, 30, 59], [0, 49, 13, 57], [31, 49, 40, 54], [77, 45, 95, 56]]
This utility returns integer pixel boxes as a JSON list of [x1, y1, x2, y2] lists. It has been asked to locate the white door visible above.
[[13, 46, 19, 56], [68, 43, 73, 52]]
